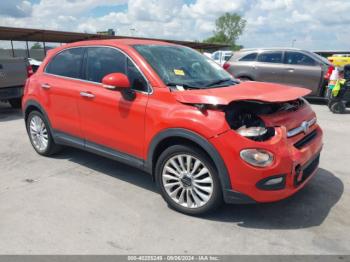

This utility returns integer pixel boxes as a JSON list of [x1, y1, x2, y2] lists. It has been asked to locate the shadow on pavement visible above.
[[204, 168, 343, 229], [54, 147, 343, 229], [0, 102, 22, 122], [53, 147, 157, 193]]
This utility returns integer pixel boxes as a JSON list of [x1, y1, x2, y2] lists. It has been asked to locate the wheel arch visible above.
[[146, 128, 232, 191], [24, 100, 54, 137]]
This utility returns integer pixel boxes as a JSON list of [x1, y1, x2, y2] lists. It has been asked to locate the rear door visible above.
[[40, 47, 84, 138], [283, 51, 322, 95], [255, 51, 285, 83]]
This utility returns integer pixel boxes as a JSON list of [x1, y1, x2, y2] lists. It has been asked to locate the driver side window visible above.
[[85, 47, 148, 92], [126, 58, 149, 92]]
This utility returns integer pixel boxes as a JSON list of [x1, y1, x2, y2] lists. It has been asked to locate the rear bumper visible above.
[[210, 124, 323, 203]]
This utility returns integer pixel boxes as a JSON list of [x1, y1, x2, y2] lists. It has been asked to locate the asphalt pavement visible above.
[[0, 101, 349, 254]]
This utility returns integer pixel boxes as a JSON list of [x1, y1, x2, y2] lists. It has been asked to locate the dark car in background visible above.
[[223, 48, 334, 97]]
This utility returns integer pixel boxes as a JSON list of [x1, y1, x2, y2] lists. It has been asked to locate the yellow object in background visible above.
[[332, 79, 346, 97], [328, 54, 350, 68]]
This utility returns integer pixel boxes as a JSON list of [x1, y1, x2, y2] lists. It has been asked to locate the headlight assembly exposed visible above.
[[240, 149, 274, 167], [236, 126, 268, 137]]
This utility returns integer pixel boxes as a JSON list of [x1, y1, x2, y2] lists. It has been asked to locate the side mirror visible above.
[[102, 73, 130, 90], [102, 73, 136, 101]]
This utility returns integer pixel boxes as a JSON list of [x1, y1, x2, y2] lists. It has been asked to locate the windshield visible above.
[[133, 45, 237, 89]]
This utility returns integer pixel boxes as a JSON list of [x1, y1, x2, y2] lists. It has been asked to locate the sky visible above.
[[0, 0, 349, 50]]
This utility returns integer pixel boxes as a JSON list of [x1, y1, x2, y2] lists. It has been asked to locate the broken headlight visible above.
[[236, 126, 268, 138]]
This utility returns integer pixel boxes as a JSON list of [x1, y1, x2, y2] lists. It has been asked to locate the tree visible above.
[[31, 42, 43, 49], [204, 13, 246, 50]]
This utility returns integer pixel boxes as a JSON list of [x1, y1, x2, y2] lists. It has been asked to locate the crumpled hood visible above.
[[173, 81, 311, 105]]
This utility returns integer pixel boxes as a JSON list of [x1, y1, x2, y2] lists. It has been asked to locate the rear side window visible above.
[[85, 47, 126, 83], [239, 53, 257, 61], [46, 48, 84, 78], [285, 52, 316, 66], [257, 52, 283, 63]]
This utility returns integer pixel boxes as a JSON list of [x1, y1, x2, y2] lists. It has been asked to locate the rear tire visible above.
[[155, 144, 223, 215], [26, 111, 61, 156], [9, 98, 22, 109]]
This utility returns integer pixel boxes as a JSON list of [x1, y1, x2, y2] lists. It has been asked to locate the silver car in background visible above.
[[224, 48, 333, 97]]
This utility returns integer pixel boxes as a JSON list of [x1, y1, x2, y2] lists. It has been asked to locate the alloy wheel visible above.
[[29, 115, 49, 152], [162, 154, 214, 209]]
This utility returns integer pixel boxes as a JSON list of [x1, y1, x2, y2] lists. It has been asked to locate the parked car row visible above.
[[222, 48, 334, 97]]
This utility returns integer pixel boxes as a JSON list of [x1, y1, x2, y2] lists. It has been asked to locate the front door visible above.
[[78, 47, 149, 159]]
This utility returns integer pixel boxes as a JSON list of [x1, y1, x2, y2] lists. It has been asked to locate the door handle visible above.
[[41, 83, 51, 89], [80, 91, 95, 98], [287, 68, 295, 72]]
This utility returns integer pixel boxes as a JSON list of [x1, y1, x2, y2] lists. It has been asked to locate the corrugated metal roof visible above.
[[0, 26, 229, 50]]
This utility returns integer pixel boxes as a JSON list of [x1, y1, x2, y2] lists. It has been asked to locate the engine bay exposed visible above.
[[224, 99, 305, 141]]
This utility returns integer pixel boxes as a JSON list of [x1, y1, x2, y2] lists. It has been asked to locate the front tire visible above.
[[26, 111, 61, 156], [155, 145, 223, 215]]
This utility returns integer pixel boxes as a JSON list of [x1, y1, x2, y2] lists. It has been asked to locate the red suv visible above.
[[23, 39, 323, 215]]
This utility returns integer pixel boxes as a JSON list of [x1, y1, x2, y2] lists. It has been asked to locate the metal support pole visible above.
[[43, 41, 46, 56], [10, 40, 15, 57], [26, 40, 30, 58]]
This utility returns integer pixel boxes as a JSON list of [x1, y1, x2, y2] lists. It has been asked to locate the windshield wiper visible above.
[[165, 82, 202, 89], [205, 78, 236, 87]]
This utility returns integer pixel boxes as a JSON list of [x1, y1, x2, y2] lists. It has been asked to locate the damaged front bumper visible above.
[[210, 123, 323, 203]]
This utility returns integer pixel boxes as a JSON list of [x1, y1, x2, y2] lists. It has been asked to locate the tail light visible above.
[[223, 62, 230, 71], [27, 65, 34, 78], [324, 65, 334, 80]]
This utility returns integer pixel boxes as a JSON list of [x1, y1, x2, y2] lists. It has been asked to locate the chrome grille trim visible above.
[[287, 117, 317, 138]]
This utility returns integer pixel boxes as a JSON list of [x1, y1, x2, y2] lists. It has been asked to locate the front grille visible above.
[[294, 130, 317, 149], [294, 154, 320, 186]]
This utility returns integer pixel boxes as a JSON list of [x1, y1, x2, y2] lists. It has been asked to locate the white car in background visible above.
[[28, 58, 42, 72], [211, 50, 233, 66]]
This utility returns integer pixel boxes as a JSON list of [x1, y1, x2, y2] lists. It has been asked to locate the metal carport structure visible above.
[[0, 26, 229, 58]]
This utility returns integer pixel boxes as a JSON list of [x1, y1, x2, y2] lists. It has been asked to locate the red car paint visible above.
[[174, 81, 311, 105], [22, 39, 323, 203]]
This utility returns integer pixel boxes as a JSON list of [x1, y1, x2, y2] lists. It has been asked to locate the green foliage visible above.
[[31, 42, 42, 49], [204, 13, 246, 50]]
